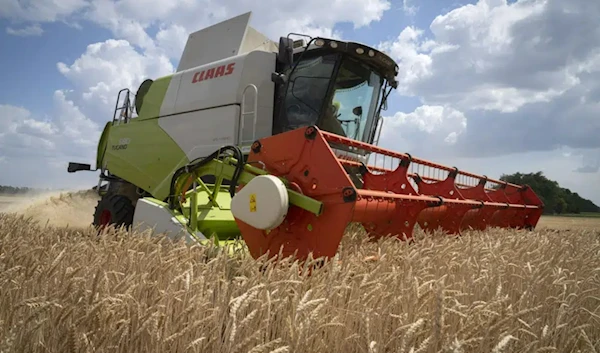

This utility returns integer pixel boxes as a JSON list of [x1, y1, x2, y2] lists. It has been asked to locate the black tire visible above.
[[93, 194, 135, 230]]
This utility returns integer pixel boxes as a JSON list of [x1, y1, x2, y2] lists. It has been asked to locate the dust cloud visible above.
[[0, 189, 99, 229]]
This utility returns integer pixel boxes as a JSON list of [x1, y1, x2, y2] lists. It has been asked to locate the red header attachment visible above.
[[236, 126, 544, 262]]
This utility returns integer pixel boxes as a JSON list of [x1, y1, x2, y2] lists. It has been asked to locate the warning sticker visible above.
[[249, 193, 257, 212]]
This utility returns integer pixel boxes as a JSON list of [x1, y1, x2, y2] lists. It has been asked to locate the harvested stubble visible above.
[[0, 213, 599, 353]]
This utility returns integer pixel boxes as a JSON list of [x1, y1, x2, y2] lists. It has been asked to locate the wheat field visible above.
[[0, 192, 599, 353]]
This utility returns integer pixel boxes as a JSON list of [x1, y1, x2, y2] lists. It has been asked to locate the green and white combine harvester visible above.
[[68, 12, 545, 262]]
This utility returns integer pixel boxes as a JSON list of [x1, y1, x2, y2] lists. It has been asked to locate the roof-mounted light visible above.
[[330, 41, 338, 48], [356, 48, 365, 54], [292, 39, 306, 48], [315, 39, 325, 46], [368, 50, 375, 57]]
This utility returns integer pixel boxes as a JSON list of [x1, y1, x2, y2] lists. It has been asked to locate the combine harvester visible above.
[[68, 12, 544, 262]]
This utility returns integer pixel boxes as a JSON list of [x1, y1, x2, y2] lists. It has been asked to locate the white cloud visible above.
[[0, 93, 102, 189], [378, 26, 434, 93], [0, 105, 29, 133], [379, 105, 467, 159], [2, 0, 390, 58], [52, 90, 101, 149], [570, 149, 600, 174], [379, 0, 596, 111], [0, 0, 89, 22], [0, 93, 101, 159], [5, 24, 43, 36], [402, 0, 418, 16], [85, 0, 391, 34], [56, 39, 174, 122], [18, 119, 57, 137], [377, 0, 600, 158], [0, 105, 57, 159], [83, 0, 156, 50], [155, 24, 189, 60], [385, 105, 466, 139]]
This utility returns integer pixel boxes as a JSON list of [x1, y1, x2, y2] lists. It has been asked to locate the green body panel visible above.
[[181, 185, 240, 240], [179, 157, 324, 217], [133, 157, 324, 246], [103, 120, 189, 200], [96, 122, 111, 169], [99, 75, 191, 200], [141, 197, 246, 255], [137, 75, 173, 120]]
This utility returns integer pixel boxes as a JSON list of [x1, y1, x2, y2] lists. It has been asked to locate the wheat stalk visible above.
[[0, 213, 598, 352]]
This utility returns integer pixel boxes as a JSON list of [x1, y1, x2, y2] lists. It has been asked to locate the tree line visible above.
[[0, 186, 50, 195], [499, 171, 600, 215]]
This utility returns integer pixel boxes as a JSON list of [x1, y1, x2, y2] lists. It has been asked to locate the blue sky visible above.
[[0, 23, 112, 114], [1, 0, 599, 205]]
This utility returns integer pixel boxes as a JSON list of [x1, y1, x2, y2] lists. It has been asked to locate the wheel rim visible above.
[[100, 209, 112, 226]]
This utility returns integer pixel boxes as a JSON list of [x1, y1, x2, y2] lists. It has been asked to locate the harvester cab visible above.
[[68, 12, 544, 263], [270, 36, 396, 146]]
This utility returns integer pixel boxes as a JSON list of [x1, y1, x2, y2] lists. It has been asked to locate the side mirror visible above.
[[278, 37, 294, 67], [68, 162, 92, 173]]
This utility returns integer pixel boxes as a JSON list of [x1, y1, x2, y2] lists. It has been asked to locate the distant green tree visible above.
[[0, 185, 48, 195], [498, 171, 600, 215], [554, 198, 567, 214]]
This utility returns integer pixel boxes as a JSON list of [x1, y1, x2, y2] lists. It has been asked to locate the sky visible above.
[[0, 0, 599, 205]]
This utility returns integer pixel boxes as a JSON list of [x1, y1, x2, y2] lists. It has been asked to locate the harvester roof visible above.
[[293, 37, 399, 89], [176, 12, 278, 72]]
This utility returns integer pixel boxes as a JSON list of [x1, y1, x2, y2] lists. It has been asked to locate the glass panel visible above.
[[324, 57, 383, 141], [281, 54, 338, 132]]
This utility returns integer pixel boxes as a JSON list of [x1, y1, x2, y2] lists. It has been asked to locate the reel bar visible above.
[[322, 130, 523, 189], [339, 159, 497, 192]]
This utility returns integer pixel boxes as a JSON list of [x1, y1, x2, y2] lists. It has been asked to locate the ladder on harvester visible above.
[[112, 88, 135, 125]]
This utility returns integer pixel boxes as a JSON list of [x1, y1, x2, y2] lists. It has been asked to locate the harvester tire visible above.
[[93, 194, 135, 230]]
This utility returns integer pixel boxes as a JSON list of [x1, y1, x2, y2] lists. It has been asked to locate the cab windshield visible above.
[[281, 54, 337, 131], [277, 53, 384, 143], [327, 58, 382, 141]]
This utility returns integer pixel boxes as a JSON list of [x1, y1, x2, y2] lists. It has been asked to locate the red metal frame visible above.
[[235, 126, 545, 261]]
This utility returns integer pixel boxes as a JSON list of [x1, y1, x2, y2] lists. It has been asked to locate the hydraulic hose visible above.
[[167, 145, 245, 210]]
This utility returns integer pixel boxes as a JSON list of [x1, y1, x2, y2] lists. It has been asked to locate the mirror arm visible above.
[[271, 72, 287, 85]]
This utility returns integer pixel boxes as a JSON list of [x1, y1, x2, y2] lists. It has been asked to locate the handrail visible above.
[[240, 84, 259, 146], [112, 88, 136, 125], [374, 116, 384, 146]]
